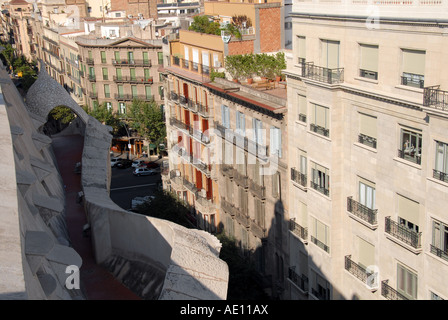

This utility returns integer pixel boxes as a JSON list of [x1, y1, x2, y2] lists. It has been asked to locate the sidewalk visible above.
[[52, 134, 141, 300]]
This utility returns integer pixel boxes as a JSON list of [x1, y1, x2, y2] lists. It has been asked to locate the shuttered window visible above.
[[321, 39, 340, 69], [359, 44, 378, 78], [402, 49, 425, 76], [297, 36, 306, 62], [298, 94, 307, 122], [398, 194, 419, 232], [358, 237, 375, 269], [397, 264, 418, 300]]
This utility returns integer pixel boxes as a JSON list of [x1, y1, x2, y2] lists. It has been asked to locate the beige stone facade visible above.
[[285, 2, 448, 300]]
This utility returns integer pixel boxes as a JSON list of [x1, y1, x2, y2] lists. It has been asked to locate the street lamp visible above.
[[121, 120, 131, 160]]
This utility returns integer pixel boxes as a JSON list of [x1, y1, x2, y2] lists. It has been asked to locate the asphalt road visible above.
[[109, 165, 162, 211]]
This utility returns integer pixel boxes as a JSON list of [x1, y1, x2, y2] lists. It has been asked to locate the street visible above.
[[109, 161, 162, 211]]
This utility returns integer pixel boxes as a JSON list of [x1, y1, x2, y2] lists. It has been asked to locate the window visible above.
[[143, 52, 149, 64], [357, 237, 375, 270], [119, 102, 126, 114], [184, 47, 189, 68], [100, 51, 106, 64], [310, 216, 330, 253], [117, 84, 124, 98], [297, 36, 306, 64], [253, 118, 263, 145], [130, 68, 136, 81], [131, 85, 137, 98], [158, 52, 164, 66], [401, 49, 425, 88], [192, 49, 199, 71], [321, 39, 340, 69], [431, 219, 448, 261], [89, 66, 95, 77], [106, 102, 112, 111], [270, 126, 282, 158], [221, 105, 230, 128], [104, 84, 110, 98], [359, 178, 375, 210], [358, 113, 377, 148], [255, 197, 265, 228], [102, 67, 108, 80], [311, 161, 330, 196], [298, 94, 307, 122], [397, 194, 420, 234], [114, 51, 120, 62], [202, 51, 209, 74], [272, 171, 280, 198], [435, 141, 448, 182], [397, 264, 418, 300], [359, 44, 378, 80], [128, 51, 134, 63], [145, 86, 151, 100], [399, 128, 422, 164], [235, 111, 245, 137], [310, 103, 329, 137], [116, 68, 122, 80], [144, 69, 151, 81]]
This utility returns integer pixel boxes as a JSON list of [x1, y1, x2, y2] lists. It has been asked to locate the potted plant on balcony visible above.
[[273, 52, 286, 82]]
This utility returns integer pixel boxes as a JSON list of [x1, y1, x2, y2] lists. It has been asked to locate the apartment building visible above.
[[76, 35, 164, 112], [285, 0, 448, 300]]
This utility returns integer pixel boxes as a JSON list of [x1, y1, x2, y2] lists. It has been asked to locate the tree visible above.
[[83, 103, 123, 135], [188, 15, 221, 36], [49, 106, 75, 124], [127, 99, 166, 153]]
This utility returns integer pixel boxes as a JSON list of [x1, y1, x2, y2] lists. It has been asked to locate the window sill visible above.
[[354, 76, 378, 85], [393, 157, 422, 170], [307, 129, 331, 142], [395, 84, 424, 94], [427, 176, 448, 188], [354, 142, 377, 153]]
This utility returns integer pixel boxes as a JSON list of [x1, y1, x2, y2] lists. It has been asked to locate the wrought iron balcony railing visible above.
[[291, 167, 307, 188], [423, 86, 448, 112], [344, 255, 378, 289], [288, 267, 308, 293], [249, 179, 266, 200], [170, 91, 178, 101], [433, 169, 448, 183], [430, 244, 448, 262], [310, 181, 329, 196], [311, 235, 330, 253], [113, 75, 154, 84], [310, 123, 329, 137], [381, 280, 409, 300], [359, 69, 378, 80], [385, 216, 422, 250], [298, 113, 307, 123], [289, 218, 308, 242], [301, 62, 344, 84], [358, 133, 377, 149], [250, 219, 267, 239], [112, 59, 152, 67], [347, 196, 378, 226], [86, 58, 94, 65], [401, 72, 424, 89], [397, 149, 421, 165]]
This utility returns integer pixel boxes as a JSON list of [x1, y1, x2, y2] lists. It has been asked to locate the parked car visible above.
[[132, 159, 147, 168], [111, 157, 121, 167], [116, 159, 133, 169], [146, 161, 160, 169], [133, 167, 157, 176]]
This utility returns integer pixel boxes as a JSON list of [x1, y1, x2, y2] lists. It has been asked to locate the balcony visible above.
[[197, 103, 211, 118], [250, 219, 267, 239], [301, 62, 344, 85], [344, 255, 378, 290], [385, 216, 422, 252], [381, 280, 409, 300], [113, 76, 154, 84], [179, 95, 188, 105], [291, 167, 307, 188], [347, 196, 378, 228], [89, 92, 98, 99], [358, 134, 377, 149], [235, 207, 250, 229], [86, 58, 94, 65], [424, 86, 448, 112], [170, 91, 179, 102], [88, 74, 96, 82], [220, 164, 234, 179], [310, 123, 329, 138], [288, 267, 308, 293], [221, 197, 237, 217], [112, 59, 152, 67], [115, 94, 154, 102], [289, 218, 308, 243], [182, 177, 197, 194], [233, 170, 248, 189], [249, 179, 265, 200]]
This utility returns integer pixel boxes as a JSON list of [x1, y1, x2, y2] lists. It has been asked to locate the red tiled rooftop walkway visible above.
[[52, 134, 140, 300]]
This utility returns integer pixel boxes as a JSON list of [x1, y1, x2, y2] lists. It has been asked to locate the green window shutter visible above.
[[131, 85, 137, 97], [130, 68, 136, 80]]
